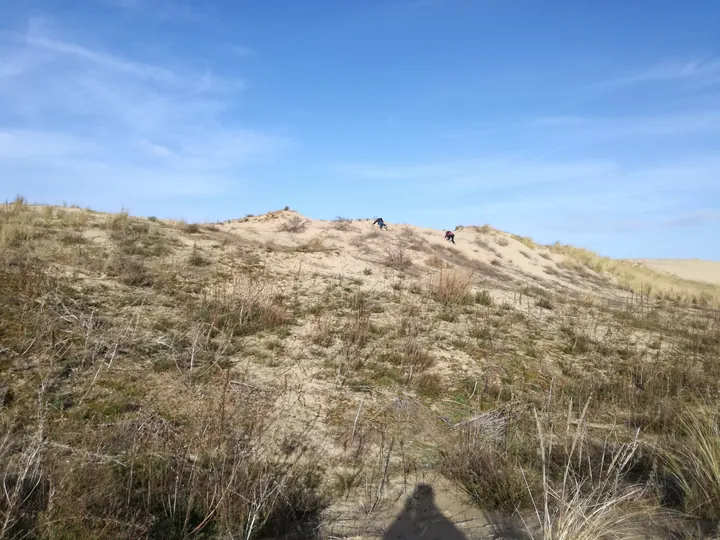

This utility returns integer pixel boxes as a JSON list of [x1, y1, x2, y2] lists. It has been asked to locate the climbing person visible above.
[[445, 230, 455, 244], [372, 217, 388, 230]]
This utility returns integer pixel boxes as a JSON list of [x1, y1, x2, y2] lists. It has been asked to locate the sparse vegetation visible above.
[[383, 246, 412, 271], [278, 215, 309, 233], [1, 201, 719, 538], [512, 234, 537, 249], [474, 289, 493, 306], [658, 406, 720, 519], [188, 243, 210, 266], [551, 242, 720, 305], [425, 254, 444, 268], [429, 270, 473, 305], [332, 216, 355, 231]]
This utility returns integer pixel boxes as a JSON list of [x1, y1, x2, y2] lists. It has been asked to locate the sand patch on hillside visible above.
[[632, 259, 720, 285]]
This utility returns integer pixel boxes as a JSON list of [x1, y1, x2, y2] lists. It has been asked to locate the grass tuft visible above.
[[430, 270, 473, 305]]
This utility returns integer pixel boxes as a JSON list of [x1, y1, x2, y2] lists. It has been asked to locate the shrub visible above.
[[332, 217, 354, 231], [278, 216, 309, 233], [531, 407, 647, 540], [441, 429, 534, 512], [415, 373, 443, 398], [296, 238, 330, 253], [197, 277, 289, 337], [383, 247, 412, 271], [107, 209, 130, 232], [425, 254, 444, 268], [474, 289, 493, 306], [107, 256, 155, 287], [536, 297, 555, 310], [188, 244, 210, 266], [658, 407, 720, 519], [430, 270, 473, 305]]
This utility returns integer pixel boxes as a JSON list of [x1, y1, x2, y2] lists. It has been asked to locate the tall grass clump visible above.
[[196, 276, 289, 337], [0, 197, 36, 248], [441, 419, 534, 512], [430, 270, 473, 305], [106, 208, 131, 233], [278, 216, 309, 233], [528, 403, 648, 540], [658, 406, 720, 520], [383, 247, 412, 271]]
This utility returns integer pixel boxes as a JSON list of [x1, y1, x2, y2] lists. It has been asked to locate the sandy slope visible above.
[[215, 210, 612, 298], [632, 259, 720, 285]]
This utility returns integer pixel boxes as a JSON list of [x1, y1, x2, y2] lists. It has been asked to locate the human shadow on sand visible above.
[[383, 484, 468, 540]]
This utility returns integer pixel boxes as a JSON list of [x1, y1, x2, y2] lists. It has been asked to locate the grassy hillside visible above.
[[1, 198, 719, 539]]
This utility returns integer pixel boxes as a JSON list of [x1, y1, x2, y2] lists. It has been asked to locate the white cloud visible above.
[[347, 156, 720, 240], [602, 57, 720, 87], [338, 159, 618, 189], [0, 21, 284, 202], [529, 111, 720, 137], [24, 34, 180, 84]]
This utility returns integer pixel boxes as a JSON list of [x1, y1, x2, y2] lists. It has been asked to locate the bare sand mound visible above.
[[632, 259, 720, 285]]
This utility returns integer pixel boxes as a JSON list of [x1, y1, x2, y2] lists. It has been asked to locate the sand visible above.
[[632, 259, 720, 285]]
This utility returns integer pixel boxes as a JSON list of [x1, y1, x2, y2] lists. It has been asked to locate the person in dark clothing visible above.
[[372, 217, 388, 230], [445, 230, 455, 244]]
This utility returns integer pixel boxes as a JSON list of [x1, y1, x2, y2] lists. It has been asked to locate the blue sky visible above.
[[1, 0, 719, 259]]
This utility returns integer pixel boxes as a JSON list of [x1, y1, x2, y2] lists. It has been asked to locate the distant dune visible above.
[[631, 259, 720, 285]]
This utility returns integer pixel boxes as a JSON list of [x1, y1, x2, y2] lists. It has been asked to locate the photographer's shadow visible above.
[[383, 484, 467, 540]]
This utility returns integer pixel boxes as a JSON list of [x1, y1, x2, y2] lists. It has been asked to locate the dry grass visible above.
[[106, 208, 131, 232], [512, 234, 537, 249], [425, 254, 444, 268], [0, 198, 36, 248], [188, 244, 210, 266], [278, 216, 309, 233], [441, 421, 534, 512], [658, 406, 720, 519], [296, 237, 332, 253], [529, 405, 648, 540], [332, 217, 355, 231], [2, 201, 720, 538], [182, 221, 201, 234], [551, 243, 720, 305], [0, 249, 322, 538], [106, 254, 156, 286], [382, 246, 412, 271], [196, 277, 290, 338], [429, 270, 473, 305], [474, 289, 493, 306]]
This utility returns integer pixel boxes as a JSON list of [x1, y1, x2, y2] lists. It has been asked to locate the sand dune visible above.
[[632, 259, 720, 285]]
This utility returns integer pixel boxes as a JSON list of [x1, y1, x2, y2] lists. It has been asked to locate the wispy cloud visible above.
[[99, 0, 141, 9], [232, 45, 253, 58], [528, 110, 720, 137], [97, 0, 210, 22], [0, 19, 283, 207], [24, 33, 180, 85], [342, 156, 720, 241], [599, 57, 720, 88]]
